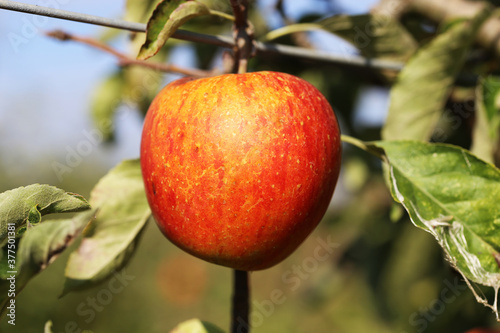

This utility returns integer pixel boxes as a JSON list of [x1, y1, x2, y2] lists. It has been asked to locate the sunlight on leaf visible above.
[[44, 320, 54, 333], [170, 318, 225, 333]]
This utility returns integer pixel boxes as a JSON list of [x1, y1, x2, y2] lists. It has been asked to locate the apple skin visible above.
[[140, 71, 341, 271], [465, 329, 500, 333]]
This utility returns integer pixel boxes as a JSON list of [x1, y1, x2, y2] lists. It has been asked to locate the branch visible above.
[[45, 30, 215, 77], [0, 0, 404, 72], [230, 0, 255, 74], [231, 270, 250, 333]]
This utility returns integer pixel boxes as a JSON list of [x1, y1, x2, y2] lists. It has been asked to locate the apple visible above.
[[465, 329, 500, 333], [140, 71, 341, 271]]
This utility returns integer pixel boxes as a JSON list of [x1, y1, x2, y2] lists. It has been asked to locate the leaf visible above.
[[137, 0, 210, 60], [125, 0, 162, 23], [374, 140, 500, 315], [382, 7, 491, 141], [318, 14, 417, 61], [0, 184, 90, 246], [471, 76, 500, 163], [91, 70, 126, 142], [171, 319, 225, 333], [44, 320, 54, 333], [0, 210, 95, 319], [63, 159, 151, 294]]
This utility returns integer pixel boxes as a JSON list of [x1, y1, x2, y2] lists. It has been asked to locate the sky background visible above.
[[0, 0, 384, 191]]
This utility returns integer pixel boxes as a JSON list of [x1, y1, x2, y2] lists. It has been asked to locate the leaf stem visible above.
[[261, 23, 323, 42], [231, 270, 250, 333], [340, 134, 371, 151], [209, 9, 235, 21], [340, 134, 385, 159]]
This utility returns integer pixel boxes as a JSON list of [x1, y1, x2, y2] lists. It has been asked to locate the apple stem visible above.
[[231, 269, 250, 333]]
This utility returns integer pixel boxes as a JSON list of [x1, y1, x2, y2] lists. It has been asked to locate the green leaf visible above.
[[471, 76, 500, 163], [374, 140, 500, 315], [318, 14, 418, 61], [125, 0, 162, 23], [137, 0, 211, 60], [0, 210, 95, 319], [0, 184, 90, 246], [171, 319, 225, 333], [91, 70, 126, 142], [63, 159, 151, 294], [382, 7, 491, 141]]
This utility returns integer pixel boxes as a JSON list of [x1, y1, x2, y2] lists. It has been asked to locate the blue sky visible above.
[[0, 0, 383, 188]]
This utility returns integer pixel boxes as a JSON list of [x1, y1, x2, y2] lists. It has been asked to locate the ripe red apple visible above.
[[140, 71, 341, 271]]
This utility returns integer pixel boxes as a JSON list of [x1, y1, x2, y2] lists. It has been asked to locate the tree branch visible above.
[[45, 30, 216, 77], [231, 270, 250, 333], [230, 0, 255, 74]]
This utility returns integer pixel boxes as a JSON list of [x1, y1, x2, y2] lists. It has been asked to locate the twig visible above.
[[45, 30, 214, 77], [231, 270, 250, 333], [230, 0, 254, 74]]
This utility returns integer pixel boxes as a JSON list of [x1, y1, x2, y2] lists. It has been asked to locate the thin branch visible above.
[[45, 30, 214, 77], [0, 0, 404, 71], [230, 0, 254, 74]]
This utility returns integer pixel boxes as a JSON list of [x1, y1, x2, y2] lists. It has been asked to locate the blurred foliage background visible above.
[[1, 0, 500, 332]]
